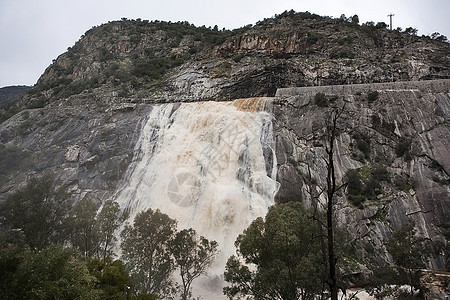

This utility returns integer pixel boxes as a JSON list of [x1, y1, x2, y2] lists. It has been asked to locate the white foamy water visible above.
[[114, 98, 279, 297]]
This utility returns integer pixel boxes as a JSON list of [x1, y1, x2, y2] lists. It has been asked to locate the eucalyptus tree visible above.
[[95, 200, 125, 260], [67, 198, 100, 257], [120, 208, 177, 297], [0, 174, 71, 250], [170, 228, 218, 300], [224, 202, 325, 300]]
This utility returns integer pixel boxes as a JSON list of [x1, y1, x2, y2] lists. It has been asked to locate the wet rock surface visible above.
[[273, 79, 450, 268]]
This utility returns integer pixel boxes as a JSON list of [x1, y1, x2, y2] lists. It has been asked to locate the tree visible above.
[[404, 27, 418, 36], [430, 32, 448, 42], [323, 105, 346, 300], [0, 174, 71, 250], [223, 202, 325, 300], [367, 220, 433, 299], [351, 15, 359, 25], [67, 199, 125, 260], [170, 228, 218, 300], [280, 97, 348, 299], [0, 231, 28, 299], [13, 244, 99, 300], [386, 220, 432, 297], [87, 257, 131, 300], [95, 200, 125, 260], [121, 208, 176, 297], [67, 198, 100, 257]]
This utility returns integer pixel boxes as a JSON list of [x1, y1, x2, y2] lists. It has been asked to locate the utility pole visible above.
[[388, 13, 395, 30]]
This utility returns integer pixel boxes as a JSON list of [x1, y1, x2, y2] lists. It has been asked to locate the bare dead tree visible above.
[[297, 101, 347, 300], [323, 104, 346, 300]]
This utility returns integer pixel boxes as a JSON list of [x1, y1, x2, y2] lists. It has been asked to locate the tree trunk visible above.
[[325, 109, 341, 300]]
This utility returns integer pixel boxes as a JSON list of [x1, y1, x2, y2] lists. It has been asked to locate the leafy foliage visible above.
[[120, 208, 177, 297], [67, 198, 100, 257], [367, 90, 379, 102], [345, 165, 390, 207], [314, 93, 339, 107], [314, 92, 328, 107], [87, 257, 131, 300], [387, 221, 432, 296], [352, 131, 371, 159], [0, 174, 71, 250], [96, 200, 125, 260], [224, 202, 325, 300], [396, 137, 412, 160], [0, 175, 219, 299], [170, 228, 218, 300], [0, 231, 28, 299], [13, 244, 99, 300], [368, 220, 433, 299], [66, 199, 125, 260]]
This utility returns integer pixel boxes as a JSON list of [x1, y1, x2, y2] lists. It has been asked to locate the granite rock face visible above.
[[273, 80, 450, 269], [0, 100, 152, 202]]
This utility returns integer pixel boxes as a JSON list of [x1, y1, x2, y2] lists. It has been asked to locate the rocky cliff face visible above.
[[7, 11, 449, 110], [1, 11, 449, 274], [273, 80, 450, 269]]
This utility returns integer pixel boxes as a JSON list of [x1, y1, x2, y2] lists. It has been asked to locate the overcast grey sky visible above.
[[0, 0, 449, 87]]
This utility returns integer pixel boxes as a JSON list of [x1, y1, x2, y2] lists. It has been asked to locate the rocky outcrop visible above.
[[0, 100, 152, 202], [1, 80, 448, 271], [5, 11, 446, 111], [273, 79, 450, 269]]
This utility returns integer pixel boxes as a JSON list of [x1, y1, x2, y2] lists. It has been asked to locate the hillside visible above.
[[0, 10, 449, 298], [0, 85, 30, 106], [2, 10, 448, 114]]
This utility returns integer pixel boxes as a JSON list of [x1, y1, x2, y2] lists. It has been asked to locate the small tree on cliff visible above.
[[367, 220, 433, 299], [387, 220, 432, 297]]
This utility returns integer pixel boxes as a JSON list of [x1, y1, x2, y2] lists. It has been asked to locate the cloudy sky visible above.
[[0, 0, 449, 87]]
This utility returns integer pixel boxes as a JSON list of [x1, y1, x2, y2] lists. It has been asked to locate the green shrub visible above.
[[98, 46, 114, 62], [233, 53, 246, 63], [330, 50, 355, 59], [307, 31, 323, 44], [314, 92, 327, 107], [345, 165, 390, 207], [349, 195, 366, 209], [367, 90, 379, 102], [26, 96, 48, 109], [346, 169, 363, 196], [352, 132, 371, 159], [61, 80, 89, 98], [272, 51, 291, 59], [396, 137, 411, 159]]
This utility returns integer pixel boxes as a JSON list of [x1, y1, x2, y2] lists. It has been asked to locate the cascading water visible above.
[[114, 98, 279, 297]]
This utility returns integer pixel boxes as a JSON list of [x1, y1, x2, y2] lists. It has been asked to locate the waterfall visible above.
[[114, 98, 279, 297]]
